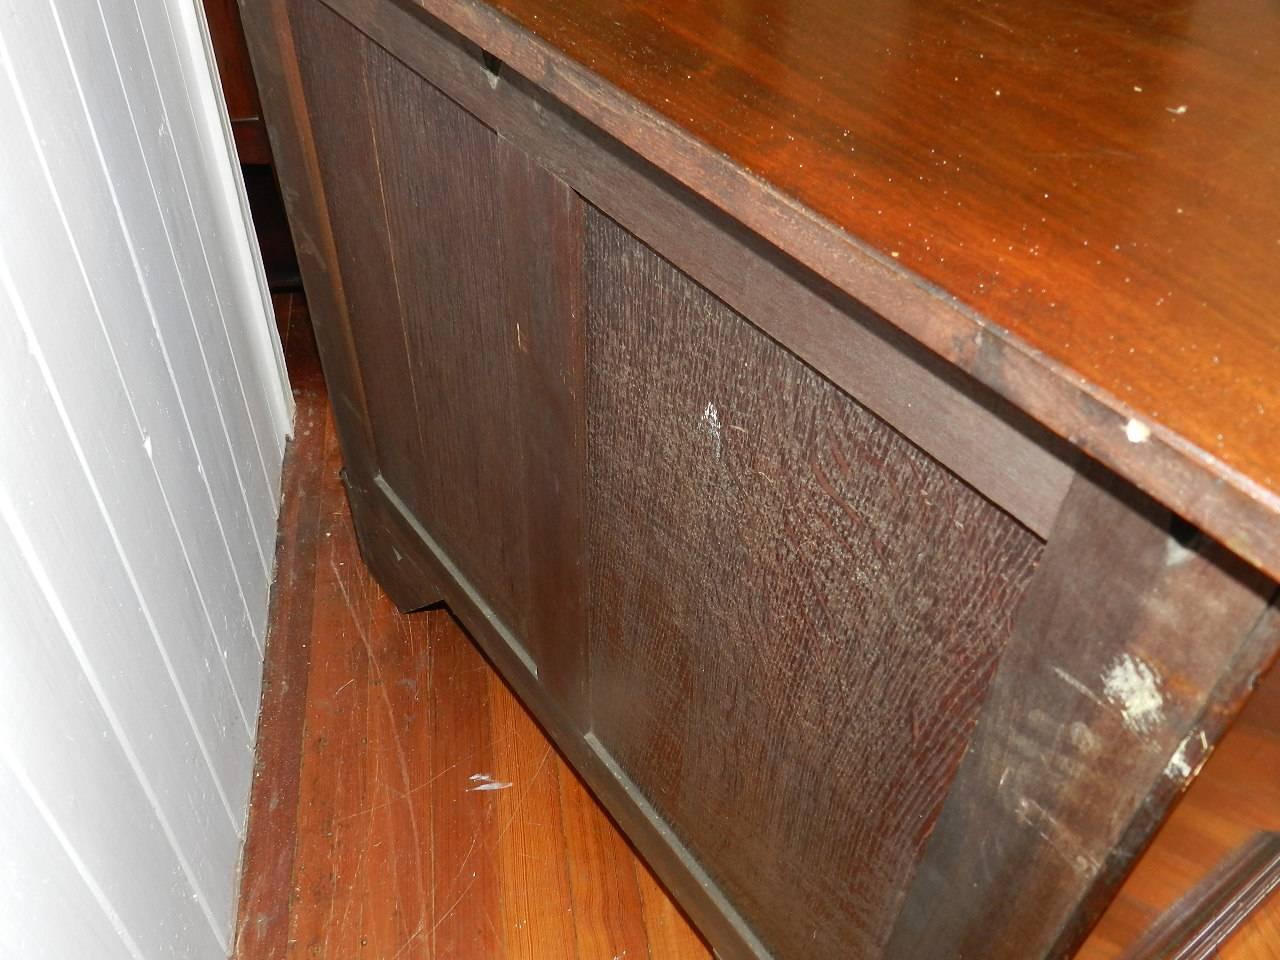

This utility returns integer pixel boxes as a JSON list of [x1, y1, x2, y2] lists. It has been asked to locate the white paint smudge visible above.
[[700, 401, 722, 459], [1101, 654, 1164, 734], [1165, 536, 1195, 566], [142, 433, 153, 459], [1165, 729, 1210, 782], [1166, 104, 1188, 115], [1068, 721, 1101, 756], [467, 772, 512, 792], [1124, 417, 1151, 443], [1165, 740, 1193, 779]]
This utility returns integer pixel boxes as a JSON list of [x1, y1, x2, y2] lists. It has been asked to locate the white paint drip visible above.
[[700, 400, 722, 459], [1124, 417, 1151, 443], [142, 432, 153, 460], [1101, 654, 1164, 734]]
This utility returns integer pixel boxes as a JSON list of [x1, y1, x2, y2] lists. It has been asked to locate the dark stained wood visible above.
[[305, 0, 1079, 539], [393, 0, 1280, 582], [366, 35, 588, 713], [365, 473, 762, 958], [287, 2, 427, 497], [231, 120, 273, 166], [244, 167, 301, 292], [204, 0, 262, 122], [342, 470, 444, 613], [887, 466, 1277, 959], [583, 206, 1044, 958], [240, 0, 381, 477], [636, 855, 715, 959], [287, 9, 591, 712]]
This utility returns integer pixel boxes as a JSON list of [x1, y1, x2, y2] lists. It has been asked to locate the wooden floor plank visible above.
[[488, 672, 579, 960], [634, 858, 711, 959], [559, 762, 654, 960], [427, 609, 507, 958]]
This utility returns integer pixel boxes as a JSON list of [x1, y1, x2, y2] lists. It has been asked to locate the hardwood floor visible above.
[[239, 294, 1278, 959], [235, 295, 711, 960]]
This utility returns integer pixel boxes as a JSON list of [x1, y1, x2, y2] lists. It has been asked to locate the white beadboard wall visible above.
[[0, 0, 291, 956]]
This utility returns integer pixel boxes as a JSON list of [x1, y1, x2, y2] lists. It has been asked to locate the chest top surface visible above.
[[404, 0, 1280, 575]]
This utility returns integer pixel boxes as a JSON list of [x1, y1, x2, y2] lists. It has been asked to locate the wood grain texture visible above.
[[287, 1, 427, 500], [235, 350, 710, 959], [392, 0, 1280, 583], [888, 467, 1277, 959], [286, 3, 589, 705], [583, 207, 1044, 959], [242, 4, 1280, 955], [362, 31, 587, 708], [240, 0, 381, 477], [300, 0, 1078, 540]]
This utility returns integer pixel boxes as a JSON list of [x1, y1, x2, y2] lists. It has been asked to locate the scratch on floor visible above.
[[331, 559, 431, 934]]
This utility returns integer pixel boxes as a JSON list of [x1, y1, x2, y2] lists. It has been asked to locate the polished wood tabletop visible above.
[[408, 0, 1280, 576]]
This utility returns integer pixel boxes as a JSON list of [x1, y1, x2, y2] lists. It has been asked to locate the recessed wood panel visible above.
[[290, 2, 586, 698], [584, 208, 1044, 958]]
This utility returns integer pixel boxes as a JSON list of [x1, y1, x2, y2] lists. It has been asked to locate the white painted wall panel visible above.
[[0, 0, 290, 955]]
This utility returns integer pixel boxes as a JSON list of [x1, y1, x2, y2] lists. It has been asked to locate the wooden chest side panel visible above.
[[583, 207, 1044, 958], [287, 0, 420, 487], [289, 3, 587, 696]]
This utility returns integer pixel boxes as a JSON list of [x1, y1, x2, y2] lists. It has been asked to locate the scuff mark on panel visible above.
[[1052, 666, 1103, 706], [699, 400, 722, 459]]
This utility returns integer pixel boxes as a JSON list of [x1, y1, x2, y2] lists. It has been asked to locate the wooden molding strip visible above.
[[1120, 832, 1280, 960]]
